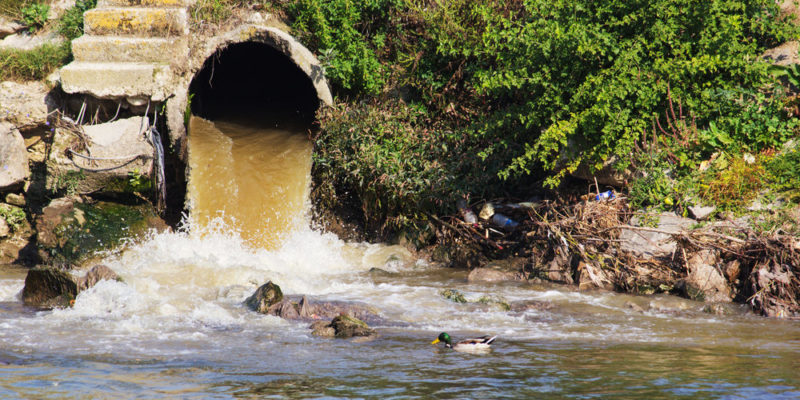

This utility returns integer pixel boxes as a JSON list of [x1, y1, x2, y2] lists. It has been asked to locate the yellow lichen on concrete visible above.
[[85, 8, 187, 36]]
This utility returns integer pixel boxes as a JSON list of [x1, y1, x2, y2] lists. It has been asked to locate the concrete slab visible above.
[[98, 0, 195, 7], [84, 7, 188, 36], [59, 61, 172, 100], [71, 35, 187, 63]]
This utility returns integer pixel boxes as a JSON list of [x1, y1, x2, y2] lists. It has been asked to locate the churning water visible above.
[[0, 116, 799, 398]]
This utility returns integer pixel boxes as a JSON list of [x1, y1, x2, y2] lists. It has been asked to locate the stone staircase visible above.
[[59, 0, 194, 103]]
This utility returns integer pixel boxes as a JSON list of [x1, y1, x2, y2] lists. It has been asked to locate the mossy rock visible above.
[[440, 288, 467, 303], [36, 198, 159, 264], [244, 281, 283, 313], [330, 313, 375, 338]]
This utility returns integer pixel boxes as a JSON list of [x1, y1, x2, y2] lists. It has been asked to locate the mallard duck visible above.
[[431, 332, 497, 353]]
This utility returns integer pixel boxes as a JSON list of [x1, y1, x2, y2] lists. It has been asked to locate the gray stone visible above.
[[4, 193, 24, 207], [0, 123, 29, 192], [685, 250, 731, 303], [688, 205, 716, 221], [77, 264, 121, 291], [620, 212, 694, 258], [0, 81, 54, 129], [467, 268, 525, 283], [0, 218, 9, 238], [468, 258, 527, 283], [0, 17, 24, 39], [47, 116, 154, 194], [762, 41, 800, 66]]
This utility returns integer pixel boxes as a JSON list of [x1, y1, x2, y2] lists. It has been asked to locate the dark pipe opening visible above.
[[188, 41, 321, 128]]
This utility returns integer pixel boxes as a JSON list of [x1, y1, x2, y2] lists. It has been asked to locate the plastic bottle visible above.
[[457, 199, 478, 224], [479, 203, 495, 220], [491, 213, 518, 230], [594, 190, 615, 201]]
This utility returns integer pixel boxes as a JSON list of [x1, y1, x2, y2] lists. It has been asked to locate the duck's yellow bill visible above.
[[431, 339, 440, 345]]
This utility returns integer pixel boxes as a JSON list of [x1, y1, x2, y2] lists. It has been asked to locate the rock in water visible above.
[[310, 313, 376, 339], [22, 267, 78, 309], [77, 264, 121, 291], [244, 281, 283, 313], [309, 320, 336, 337]]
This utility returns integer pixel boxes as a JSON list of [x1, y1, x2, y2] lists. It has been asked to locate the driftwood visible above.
[[431, 195, 800, 318]]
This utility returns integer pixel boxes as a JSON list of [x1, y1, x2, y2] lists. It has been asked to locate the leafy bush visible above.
[[57, 0, 97, 40], [283, 0, 799, 228], [767, 146, 800, 201], [0, 42, 72, 81], [0, 204, 26, 232], [314, 99, 501, 232], [21, 2, 49, 33], [285, 0, 401, 95]]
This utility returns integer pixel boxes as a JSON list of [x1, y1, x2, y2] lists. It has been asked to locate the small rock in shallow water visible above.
[[310, 314, 376, 339], [244, 281, 283, 313], [77, 264, 121, 291]]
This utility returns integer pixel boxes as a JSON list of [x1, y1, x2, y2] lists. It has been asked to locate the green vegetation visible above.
[[0, 0, 27, 18], [44, 202, 155, 264], [0, 204, 26, 232], [0, 0, 97, 82], [20, 2, 48, 32], [57, 0, 96, 40], [281, 0, 799, 233], [0, 42, 71, 81]]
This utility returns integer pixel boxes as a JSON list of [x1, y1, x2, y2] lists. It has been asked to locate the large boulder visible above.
[[22, 264, 122, 308], [47, 116, 154, 195], [620, 212, 694, 259], [0, 81, 55, 129], [244, 281, 283, 313], [35, 197, 161, 264], [22, 266, 78, 309], [0, 123, 29, 192]]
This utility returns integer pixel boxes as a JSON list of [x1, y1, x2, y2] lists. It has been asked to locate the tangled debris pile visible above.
[[433, 194, 800, 319]]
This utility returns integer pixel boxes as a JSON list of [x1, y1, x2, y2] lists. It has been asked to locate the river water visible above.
[[0, 116, 799, 398]]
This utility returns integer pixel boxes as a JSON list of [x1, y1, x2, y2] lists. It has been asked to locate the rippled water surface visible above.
[[0, 117, 798, 399]]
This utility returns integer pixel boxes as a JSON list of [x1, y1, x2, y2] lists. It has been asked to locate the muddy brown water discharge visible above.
[[187, 115, 312, 249]]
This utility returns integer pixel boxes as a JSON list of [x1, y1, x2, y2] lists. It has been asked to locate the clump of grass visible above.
[[699, 155, 768, 212], [0, 42, 72, 81], [57, 0, 96, 40], [20, 1, 49, 33], [767, 145, 800, 203], [0, 0, 27, 18]]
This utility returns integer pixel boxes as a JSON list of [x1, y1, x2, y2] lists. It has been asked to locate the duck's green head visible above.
[[431, 332, 452, 346]]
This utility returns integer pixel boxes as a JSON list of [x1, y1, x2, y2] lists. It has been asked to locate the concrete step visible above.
[[84, 7, 188, 37], [59, 61, 171, 100], [98, 0, 195, 8], [71, 35, 187, 63]]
